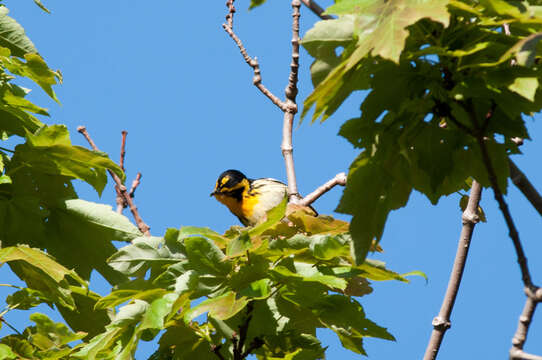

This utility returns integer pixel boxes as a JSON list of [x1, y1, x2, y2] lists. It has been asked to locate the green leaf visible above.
[[227, 197, 287, 257], [249, 0, 267, 9], [0, 344, 17, 359], [185, 236, 231, 276], [0, 246, 79, 283], [44, 199, 141, 284], [95, 289, 168, 310], [508, 77, 538, 101], [108, 236, 179, 277], [271, 261, 348, 290], [0, 7, 37, 58], [325, 0, 450, 63], [12, 125, 125, 195], [178, 225, 229, 248], [185, 291, 249, 321], [239, 278, 272, 299], [29, 313, 87, 348]]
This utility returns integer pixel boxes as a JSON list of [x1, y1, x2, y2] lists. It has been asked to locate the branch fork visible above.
[[77, 126, 150, 236]]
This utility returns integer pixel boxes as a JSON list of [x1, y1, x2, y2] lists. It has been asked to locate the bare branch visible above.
[[510, 296, 539, 358], [510, 350, 542, 360], [222, 2, 285, 111], [225, 0, 235, 29], [0, 316, 22, 335], [299, 172, 346, 206], [116, 130, 129, 213], [282, 0, 302, 202], [120, 130, 127, 172], [423, 180, 483, 360], [77, 126, 151, 236], [476, 136, 533, 289], [129, 172, 142, 198], [300, 0, 334, 20], [509, 160, 542, 218]]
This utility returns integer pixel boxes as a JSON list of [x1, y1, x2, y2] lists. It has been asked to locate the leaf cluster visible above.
[[73, 203, 421, 359], [301, 0, 542, 263], [0, 1, 143, 343]]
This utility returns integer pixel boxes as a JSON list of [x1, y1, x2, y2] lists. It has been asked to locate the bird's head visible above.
[[210, 169, 250, 200]]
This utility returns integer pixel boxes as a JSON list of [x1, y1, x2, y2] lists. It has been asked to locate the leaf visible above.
[[0, 7, 38, 58], [184, 236, 231, 276], [249, 0, 267, 9], [178, 225, 229, 248], [29, 313, 87, 349], [508, 77, 538, 101], [0, 246, 79, 283], [271, 261, 348, 290], [227, 197, 287, 257], [12, 125, 125, 195], [44, 199, 141, 284], [185, 291, 249, 321], [0, 344, 17, 359], [325, 0, 450, 63], [95, 289, 168, 310]]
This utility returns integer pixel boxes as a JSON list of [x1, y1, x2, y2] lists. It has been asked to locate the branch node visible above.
[[431, 316, 451, 331]]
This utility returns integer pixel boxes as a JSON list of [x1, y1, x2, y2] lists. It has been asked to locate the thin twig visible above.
[[299, 172, 346, 206], [0, 316, 22, 335], [0, 146, 14, 153], [120, 130, 127, 172], [476, 136, 533, 289], [77, 126, 150, 236], [510, 296, 540, 359], [222, 2, 285, 110], [509, 160, 542, 217], [423, 181, 482, 360], [129, 172, 142, 198], [282, 0, 302, 202], [464, 102, 534, 289], [300, 0, 334, 20], [116, 131, 129, 213], [225, 0, 235, 29]]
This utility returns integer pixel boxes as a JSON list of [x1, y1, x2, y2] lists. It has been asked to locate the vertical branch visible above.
[[423, 180, 482, 360], [116, 130, 128, 213], [282, 0, 302, 202]]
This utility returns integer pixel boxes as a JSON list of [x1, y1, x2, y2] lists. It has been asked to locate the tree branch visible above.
[[77, 126, 150, 236], [509, 160, 542, 218], [299, 172, 346, 206], [476, 136, 533, 289], [300, 0, 334, 20], [129, 172, 142, 198], [116, 130, 129, 213], [282, 0, 302, 202], [222, 1, 285, 111], [423, 180, 482, 360]]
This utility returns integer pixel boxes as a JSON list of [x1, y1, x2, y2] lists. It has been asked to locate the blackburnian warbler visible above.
[[210, 169, 288, 226]]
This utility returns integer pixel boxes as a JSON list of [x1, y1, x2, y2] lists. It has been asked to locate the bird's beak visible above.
[[210, 190, 218, 197]]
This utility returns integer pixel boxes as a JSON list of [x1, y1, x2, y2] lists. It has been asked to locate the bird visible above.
[[210, 169, 288, 226]]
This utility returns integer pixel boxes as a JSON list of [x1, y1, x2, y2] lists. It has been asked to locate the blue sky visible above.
[[1, 1, 542, 359]]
